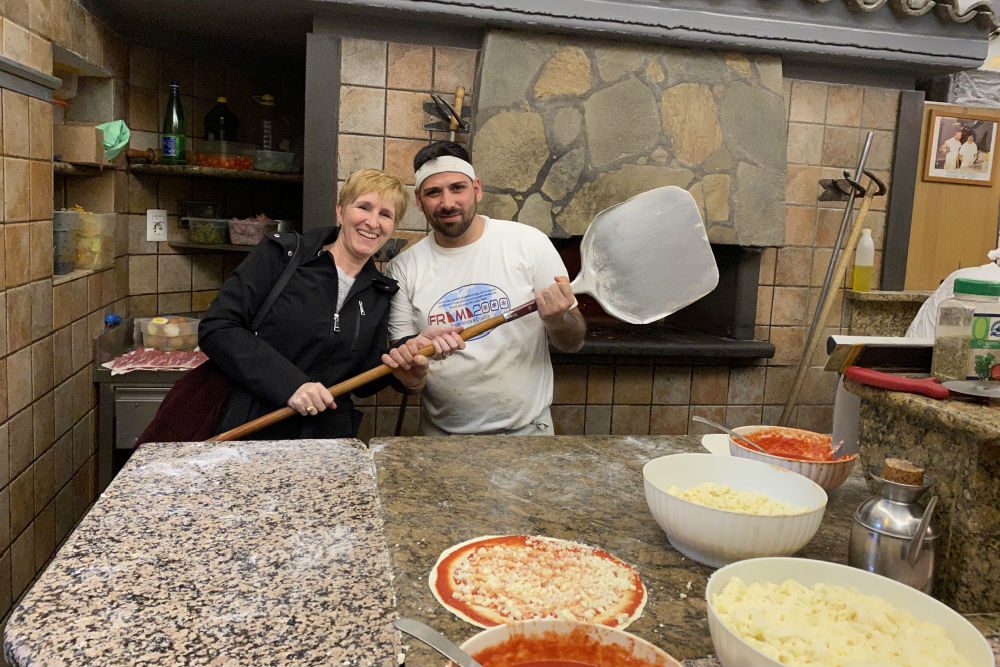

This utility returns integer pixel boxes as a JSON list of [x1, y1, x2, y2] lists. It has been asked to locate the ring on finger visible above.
[[306, 405, 317, 413]]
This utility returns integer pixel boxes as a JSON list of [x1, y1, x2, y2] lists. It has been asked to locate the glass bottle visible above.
[[253, 93, 275, 150], [161, 81, 186, 165], [204, 96, 240, 142]]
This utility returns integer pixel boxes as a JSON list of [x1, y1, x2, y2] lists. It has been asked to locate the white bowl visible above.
[[730, 425, 857, 491], [459, 619, 682, 666], [642, 453, 827, 568], [706, 557, 993, 667]]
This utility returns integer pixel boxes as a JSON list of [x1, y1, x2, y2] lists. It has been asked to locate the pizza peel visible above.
[[211, 186, 719, 441]]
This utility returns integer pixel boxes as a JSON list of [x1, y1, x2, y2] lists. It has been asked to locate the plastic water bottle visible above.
[[852, 228, 874, 292]]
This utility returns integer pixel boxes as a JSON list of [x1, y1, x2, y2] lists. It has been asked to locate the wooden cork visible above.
[[882, 458, 924, 485]]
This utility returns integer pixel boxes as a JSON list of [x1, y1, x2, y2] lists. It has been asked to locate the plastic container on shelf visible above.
[[228, 216, 278, 246], [53, 209, 79, 274], [75, 211, 115, 270], [931, 278, 1000, 382], [253, 150, 296, 173], [135, 316, 200, 351], [187, 217, 229, 245], [852, 228, 875, 292], [190, 140, 255, 170]]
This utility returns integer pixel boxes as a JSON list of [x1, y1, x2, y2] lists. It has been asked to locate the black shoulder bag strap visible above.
[[251, 231, 301, 334]]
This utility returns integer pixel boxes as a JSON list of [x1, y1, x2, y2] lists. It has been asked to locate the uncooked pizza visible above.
[[429, 535, 647, 629]]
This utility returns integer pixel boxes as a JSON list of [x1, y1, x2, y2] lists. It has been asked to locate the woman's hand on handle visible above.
[[287, 382, 336, 416]]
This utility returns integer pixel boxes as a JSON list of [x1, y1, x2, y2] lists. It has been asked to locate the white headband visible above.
[[414, 155, 476, 190]]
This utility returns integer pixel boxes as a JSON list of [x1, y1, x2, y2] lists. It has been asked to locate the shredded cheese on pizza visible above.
[[447, 536, 640, 625]]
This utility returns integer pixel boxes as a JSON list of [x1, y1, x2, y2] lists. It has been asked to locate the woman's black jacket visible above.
[[199, 226, 399, 439]]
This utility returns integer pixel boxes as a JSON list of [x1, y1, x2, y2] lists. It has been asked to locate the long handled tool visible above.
[[779, 171, 886, 425], [211, 186, 719, 442]]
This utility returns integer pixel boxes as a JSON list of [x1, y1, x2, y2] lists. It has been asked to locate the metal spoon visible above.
[[691, 416, 769, 454], [394, 618, 484, 667]]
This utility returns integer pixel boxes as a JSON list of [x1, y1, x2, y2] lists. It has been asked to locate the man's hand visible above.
[[382, 325, 465, 392], [536, 276, 586, 352]]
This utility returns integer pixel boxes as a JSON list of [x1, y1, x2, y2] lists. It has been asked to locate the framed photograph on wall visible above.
[[924, 109, 998, 186]]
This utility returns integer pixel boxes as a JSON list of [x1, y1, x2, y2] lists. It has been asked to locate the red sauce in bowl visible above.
[[469, 626, 675, 667], [743, 428, 842, 462]]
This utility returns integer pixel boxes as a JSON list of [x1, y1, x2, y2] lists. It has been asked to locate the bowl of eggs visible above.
[[642, 453, 827, 568], [729, 425, 857, 492], [706, 557, 992, 667], [456, 619, 682, 667], [137, 316, 200, 351]]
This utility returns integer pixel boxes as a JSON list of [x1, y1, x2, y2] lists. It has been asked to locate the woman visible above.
[[199, 169, 463, 439]]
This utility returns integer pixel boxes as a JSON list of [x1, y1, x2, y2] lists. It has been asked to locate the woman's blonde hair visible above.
[[338, 169, 408, 223]]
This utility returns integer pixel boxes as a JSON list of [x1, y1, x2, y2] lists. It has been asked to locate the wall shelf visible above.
[[167, 241, 253, 253], [129, 163, 303, 183], [54, 161, 106, 176]]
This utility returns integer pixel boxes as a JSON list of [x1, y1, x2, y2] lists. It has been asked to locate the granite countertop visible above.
[[844, 378, 1000, 442], [3, 439, 400, 667], [370, 435, 1000, 665], [845, 289, 932, 303]]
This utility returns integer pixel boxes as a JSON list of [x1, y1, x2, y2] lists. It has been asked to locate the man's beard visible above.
[[429, 204, 476, 238]]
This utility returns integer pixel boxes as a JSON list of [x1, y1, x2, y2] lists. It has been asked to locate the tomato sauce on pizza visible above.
[[429, 535, 647, 629]]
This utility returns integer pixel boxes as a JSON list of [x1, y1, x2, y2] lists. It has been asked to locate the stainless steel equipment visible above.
[[848, 468, 938, 593]]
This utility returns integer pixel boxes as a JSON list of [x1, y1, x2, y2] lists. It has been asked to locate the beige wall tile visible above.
[[26, 280, 49, 341], [0, 421, 8, 488], [784, 205, 815, 246], [786, 122, 822, 165], [690, 367, 729, 404], [611, 405, 649, 435], [433, 47, 478, 94], [51, 281, 72, 329], [156, 175, 192, 214], [5, 158, 30, 222], [553, 363, 587, 404], [10, 466, 33, 538], [192, 290, 218, 312], [774, 246, 812, 286], [128, 254, 157, 295], [191, 254, 223, 290], [769, 326, 806, 366], [128, 87, 158, 133], [33, 499, 54, 572], [586, 364, 613, 404], [127, 294, 157, 317], [384, 138, 423, 186], [338, 134, 384, 178], [10, 522, 33, 599], [799, 366, 839, 404], [771, 286, 809, 326], [863, 128, 895, 170], [28, 96, 51, 160], [53, 429, 71, 489], [128, 45, 158, 89], [0, 359, 7, 422], [756, 285, 772, 325], [68, 274, 87, 321], [785, 164, 820, 206], [70, 318, 89, 372], [29, 160, 52, 221], [727, 366, 765, 404], [386, 90, 431, 139], [339, 86, 385, 136], [53, 376, 72, 437], [0, 488, 8, 555], [3, 90, 30, 158], [613, 365, 652, 404], [125, 214, 156, 255], [31, 336, 53, 400], [551, 405, 585, 435], [861, 87, 899, 131], [157, 291, 191, 314], [127, 173, 157, 214], [32, 389, 53, 457], [788, 80, 827, 123], [388, 43, 433, 91], [688, 405, 726, 435], [796, 405, 834, 432], [652, 366, 691, 404], [28, 32, 51, 74], [826, 85, 862, 127], [54, 482, 72, 543], [7, 283, 31, 352], [3, 18, 31, 67], [33, 444, 55, 511], [584, 405, 611, 434], [9, 404, 33, 479], [6, 0, 31, 27], [815, 207, 842, 247], [811, 247, 832, 287], [650, 405, 689, 435], [398, 186, 427, 232], [341, 38, 386, 87], [87, 272, 101, 312], [50, 0, 69, 46], [726, 405, 763, 428], [759, 247, 776, 285], [821, 125, 860, 168], [157, 254, 191, 292]]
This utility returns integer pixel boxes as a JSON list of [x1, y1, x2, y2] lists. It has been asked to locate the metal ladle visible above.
[[394, 618, 483, 667], [691, 416, 768, 454]]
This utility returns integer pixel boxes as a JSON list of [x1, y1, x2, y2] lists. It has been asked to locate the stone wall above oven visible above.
[[471, 30, 786, 247]]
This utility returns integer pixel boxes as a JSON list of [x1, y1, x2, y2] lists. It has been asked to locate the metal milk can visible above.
[[848, 468, 938, 593]]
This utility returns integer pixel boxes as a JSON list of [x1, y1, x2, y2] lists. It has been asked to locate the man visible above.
[[386, 141, 586, 435], [938, 125, 964, 170]]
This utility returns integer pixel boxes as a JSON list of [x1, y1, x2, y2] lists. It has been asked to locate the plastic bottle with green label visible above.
[[161, 81, 186, 164], [966, 279, 1000, 383]]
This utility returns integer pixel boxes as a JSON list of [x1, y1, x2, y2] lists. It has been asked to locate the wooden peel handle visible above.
[[208, 305, 534, 442], [450, 86, 465, 131]]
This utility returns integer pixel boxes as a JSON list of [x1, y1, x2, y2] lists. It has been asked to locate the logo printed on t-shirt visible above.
[[428, 283, 511, 339]]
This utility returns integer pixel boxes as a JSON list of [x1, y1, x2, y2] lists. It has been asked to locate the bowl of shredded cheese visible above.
[[642, 453, 827, 568], [706, 557, 992, 667]]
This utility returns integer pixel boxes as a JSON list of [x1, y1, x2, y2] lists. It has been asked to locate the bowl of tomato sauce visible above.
[[455, 619, 681, 667], [728, 426, 857, 491]]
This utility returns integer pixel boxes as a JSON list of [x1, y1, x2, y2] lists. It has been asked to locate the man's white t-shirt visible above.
[[386, 217, 571, 434]]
